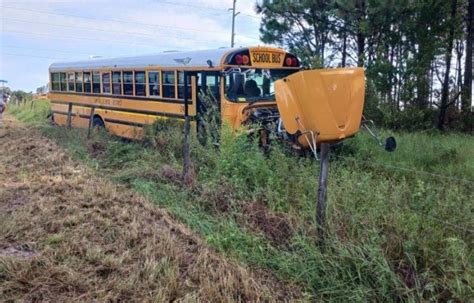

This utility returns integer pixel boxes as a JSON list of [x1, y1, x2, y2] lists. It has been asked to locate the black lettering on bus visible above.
[[252, 53, 258, 63], [272, 54, 281, 63], [252, 52, 281, 64]]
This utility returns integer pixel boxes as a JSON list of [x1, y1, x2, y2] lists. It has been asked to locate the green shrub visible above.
[[10, 100, 474, 301]]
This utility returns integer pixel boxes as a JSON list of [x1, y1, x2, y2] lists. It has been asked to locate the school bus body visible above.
[[48, 47, 299, 138], [48, 46, 366, 146], [50, 95, 189, 138]]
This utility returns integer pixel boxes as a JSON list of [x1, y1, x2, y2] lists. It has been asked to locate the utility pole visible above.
[[229, 0, 240, 48]]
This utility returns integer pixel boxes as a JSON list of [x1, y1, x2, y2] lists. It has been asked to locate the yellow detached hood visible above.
[[275, 68, 365, 146]]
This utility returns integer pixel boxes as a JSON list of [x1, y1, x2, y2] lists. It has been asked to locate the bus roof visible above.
[[49, 48, 241, 72]]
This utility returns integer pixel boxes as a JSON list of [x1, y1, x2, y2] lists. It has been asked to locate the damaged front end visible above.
[[274, 68, 366, 152], [241, 67, 395, 154]]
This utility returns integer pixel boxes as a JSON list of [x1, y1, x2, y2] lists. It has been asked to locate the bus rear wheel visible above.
[[48, 110, 56, 125], [92, 116, 105, 133], [92, 116, 104, 127]]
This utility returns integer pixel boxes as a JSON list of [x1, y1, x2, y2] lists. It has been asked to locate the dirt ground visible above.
[[0, 117, 301, 302]]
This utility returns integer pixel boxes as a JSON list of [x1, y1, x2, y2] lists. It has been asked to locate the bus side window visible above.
[[75, 72, 83, 93], [135, 71, 146, 96], [148, 71, 160, 97], [92, 72, 100, 93], [60, 73, 67, 91], [102, 72, 111, 94], [162, 71, 175, 98], [67, 73, 75, 91], [112, 71, 122, 95], [177, 71, 191, 100], [51, 73, 60, 91], [123, 71, 133, 95], [83, 72, 91, 93]]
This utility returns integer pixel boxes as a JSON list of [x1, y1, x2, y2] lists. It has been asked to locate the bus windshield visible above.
[[225, 68, 298, 103]]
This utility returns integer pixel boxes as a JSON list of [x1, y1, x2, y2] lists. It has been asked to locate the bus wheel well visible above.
[[92, 115, 105, 128], [48, 110, 56, 125]]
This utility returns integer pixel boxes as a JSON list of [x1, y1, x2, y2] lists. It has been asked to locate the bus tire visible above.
[[48, 110, 56, 125], [92, 115, 105, 129]]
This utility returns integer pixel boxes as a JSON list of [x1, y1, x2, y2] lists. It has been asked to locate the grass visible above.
[[5, 99, 51, 126], [6, 99, 474, 301], [0, 102, 300, 301]]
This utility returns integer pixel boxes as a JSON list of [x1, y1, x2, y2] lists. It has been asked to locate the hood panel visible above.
[[275, 68, 365, 146]]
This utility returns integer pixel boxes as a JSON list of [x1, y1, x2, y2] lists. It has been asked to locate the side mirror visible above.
[[385, 136, 397, 152]]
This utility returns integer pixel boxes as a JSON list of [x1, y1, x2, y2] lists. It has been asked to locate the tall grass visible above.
[[6, 99, 51, 126], [9, 100, 474, 301]]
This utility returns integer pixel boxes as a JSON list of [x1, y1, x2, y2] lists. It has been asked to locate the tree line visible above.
[[257, 0, 473, 131], [0, 87, 33, 104]]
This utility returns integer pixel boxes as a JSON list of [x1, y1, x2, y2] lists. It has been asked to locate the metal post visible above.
[[316, 142, 330, 241], [229, 0, 240, 47], [67, 103, 72, 128], [87, 106, 96, 138]]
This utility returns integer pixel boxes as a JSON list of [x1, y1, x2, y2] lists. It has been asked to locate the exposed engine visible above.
[[247, 106, 280, 125], [243, 105, 300, 149]]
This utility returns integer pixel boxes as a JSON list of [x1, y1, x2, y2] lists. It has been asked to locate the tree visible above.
[[438, 0, 462, 130], [257, 0, 335, 67], [36, 85, 48, 94], [461, 0, 473, 127], [0, 86, 11, 96], [257, 0, 472, 131], [10, 90, 32, 104]]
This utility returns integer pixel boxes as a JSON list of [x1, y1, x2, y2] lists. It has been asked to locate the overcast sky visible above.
[[0, 0, 267, 92]]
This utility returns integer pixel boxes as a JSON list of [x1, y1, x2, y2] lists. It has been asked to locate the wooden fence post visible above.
[[182, 72, 192, 184], [87, 106, 96, 139], [316, 142, 330, 242], [66, 103, 72, 128], [182, 116, 191, 180]]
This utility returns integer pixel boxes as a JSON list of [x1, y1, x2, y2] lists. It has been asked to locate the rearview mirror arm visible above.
[[361, 116, 397, 152], [362, 116, 383, 147]]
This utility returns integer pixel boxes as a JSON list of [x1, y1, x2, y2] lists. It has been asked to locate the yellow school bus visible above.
[[49, 46, 366, 151], [48, 47, 301, 138]]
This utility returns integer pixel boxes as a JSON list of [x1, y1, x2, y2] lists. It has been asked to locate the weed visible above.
[[0, 119, 300, 301], [7, 100, 474, 301]]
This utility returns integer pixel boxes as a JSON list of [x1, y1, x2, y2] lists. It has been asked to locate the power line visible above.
[[1, 29, 183, 49], [1, 45, 167, 60], [154, 0, 229, 13], [0, 17, 228, 44], [1, 44, 104, 56], [153, 0, 261, 19], [1, 5, 227, 35], [240, 13, 260, 20], [0, 5, 260, 41], [1, 52, 65, 60]]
